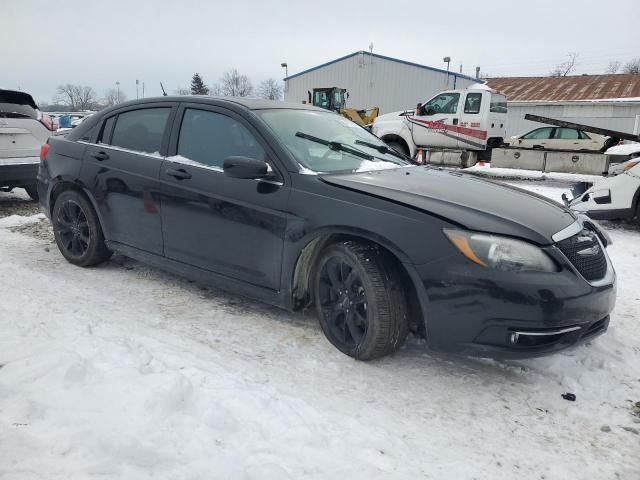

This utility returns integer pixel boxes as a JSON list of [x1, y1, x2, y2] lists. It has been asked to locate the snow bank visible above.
[[0, 213, 45, 228]]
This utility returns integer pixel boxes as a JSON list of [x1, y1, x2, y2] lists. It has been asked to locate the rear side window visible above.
[[99, 116, 116, 144], [579, 131, 591, 139], [522, 127, 553, 140], [177, 109, 265, 168], [109, 108, 170, 154], [463, 93, 482, 114], [490, 94, 508, 113], [555, 128, 580, 140]]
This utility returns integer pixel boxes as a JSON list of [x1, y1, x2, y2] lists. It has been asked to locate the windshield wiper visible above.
[[354, 139, 410, 161], [295, 131, 373, 160]]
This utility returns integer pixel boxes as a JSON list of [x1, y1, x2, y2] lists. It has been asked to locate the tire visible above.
[[23, 185, 39, 201], [386, 140, 409, 157], [52, 190, 112, 267], [312, 241, 409, 360]]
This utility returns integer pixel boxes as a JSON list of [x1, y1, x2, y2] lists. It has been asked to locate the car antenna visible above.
[[160, 82, 168, 97]]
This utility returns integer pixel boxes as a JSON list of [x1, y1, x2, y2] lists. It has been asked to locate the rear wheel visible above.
[[52, 190, 112, 267], [23, 185, 39, 201], [313, 241, 409, 360]]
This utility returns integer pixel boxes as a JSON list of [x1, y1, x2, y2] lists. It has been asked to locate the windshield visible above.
[[257, 109, 409, 173]]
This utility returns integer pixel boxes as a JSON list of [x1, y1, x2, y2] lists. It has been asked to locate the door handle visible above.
[[92, 151, 109, 161], [166, 168, 192, 180], [452, 118, 459, 125]]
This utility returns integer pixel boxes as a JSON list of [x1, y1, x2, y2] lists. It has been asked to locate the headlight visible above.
[[444, 229, 558, 272]]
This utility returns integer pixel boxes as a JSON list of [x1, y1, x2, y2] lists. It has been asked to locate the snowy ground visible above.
[[1, 180, 639, 480]]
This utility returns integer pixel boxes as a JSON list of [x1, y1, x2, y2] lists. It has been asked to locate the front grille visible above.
[[556, 228, 607, 281]]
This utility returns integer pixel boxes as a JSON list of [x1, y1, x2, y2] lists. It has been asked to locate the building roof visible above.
[[284, 51, 478, 82], [486, 74, 640, 102]]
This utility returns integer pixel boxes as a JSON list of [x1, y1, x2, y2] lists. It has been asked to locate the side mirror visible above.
[[416, 103, 422, 116], [223, 156, 268, 179]]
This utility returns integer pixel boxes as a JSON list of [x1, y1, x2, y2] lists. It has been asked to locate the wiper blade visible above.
[[295, 131, 373, 160], [354, 139, 410, 161]]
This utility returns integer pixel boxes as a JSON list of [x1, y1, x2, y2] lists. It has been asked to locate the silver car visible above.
[[1, 89, 56, 200]]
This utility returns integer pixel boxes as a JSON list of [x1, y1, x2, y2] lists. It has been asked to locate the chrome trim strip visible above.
[[512, 326, 581, 337], [551, 219, 582, 243], [78, 141, 164, 160]]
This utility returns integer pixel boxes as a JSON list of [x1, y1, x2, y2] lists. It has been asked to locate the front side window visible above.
[[463, 93, 482, 114], [423, 93, 460, 115], [522, 127, 553, 140], [258, 109, 408, 173], [177, 109, 265, 168], [555, 128, 580, 140], [110, 108, 170, 154], [490, 94, 508, 113]]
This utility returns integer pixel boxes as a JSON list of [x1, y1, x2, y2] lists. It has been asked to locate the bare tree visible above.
[[55, 84, 98, 111], [219, 68, 253, 97], [550, 52, 579, 77], [209, 83, 223, 96], [623, 58, 640, 74], [606, 60, 621, 74], [257, 78, 283, 100], [173, 87, 191, 95], [103, 88, 127, 106]]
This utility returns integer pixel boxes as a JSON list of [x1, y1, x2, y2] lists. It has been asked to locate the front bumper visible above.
[[413, 241, 616, 358], [0, 158, 39, 187]]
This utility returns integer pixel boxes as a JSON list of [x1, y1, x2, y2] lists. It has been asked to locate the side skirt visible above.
[[106, 241, 288, 310]]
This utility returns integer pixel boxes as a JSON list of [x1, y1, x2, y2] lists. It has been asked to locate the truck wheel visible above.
[[386, 140, 409, 157], [52, 190, 112, 267], [313, 241, 409, 360], [24, 185, 39, 201]]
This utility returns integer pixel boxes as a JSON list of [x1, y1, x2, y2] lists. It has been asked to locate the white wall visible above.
[[284, 53, 477, 114], [506, 102, 640, 137]]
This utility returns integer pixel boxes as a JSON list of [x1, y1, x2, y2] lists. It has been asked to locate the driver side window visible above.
[[177, 109, 266, 168], [422, 93, 460, 115]]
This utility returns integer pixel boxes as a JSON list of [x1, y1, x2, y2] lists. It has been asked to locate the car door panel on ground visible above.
[[81, 104, 176, 255], [159, 105, 289, 290]]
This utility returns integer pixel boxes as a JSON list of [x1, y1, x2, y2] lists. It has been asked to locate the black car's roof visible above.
[[114, 95, 322, 112]]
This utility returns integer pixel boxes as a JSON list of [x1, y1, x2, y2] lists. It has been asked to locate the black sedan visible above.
[[37, 97, 616, 360]]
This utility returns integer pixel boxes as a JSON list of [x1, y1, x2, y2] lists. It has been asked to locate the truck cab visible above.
[[372, 85, 507, 157]]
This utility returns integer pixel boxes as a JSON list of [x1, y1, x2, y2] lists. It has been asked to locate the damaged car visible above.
[[38, 97, 616, 360]]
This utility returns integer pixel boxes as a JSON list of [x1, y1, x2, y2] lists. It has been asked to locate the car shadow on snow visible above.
[[94, 254, 544, 383]]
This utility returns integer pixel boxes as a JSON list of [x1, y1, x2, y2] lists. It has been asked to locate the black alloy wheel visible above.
[[318, 256, 369, 348], [52, 190, 112, 267], [56, 199, 90, 258], [313, 241, 409, 360]]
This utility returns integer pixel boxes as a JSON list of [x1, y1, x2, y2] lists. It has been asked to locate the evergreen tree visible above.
[[190, 73, 209, 95]]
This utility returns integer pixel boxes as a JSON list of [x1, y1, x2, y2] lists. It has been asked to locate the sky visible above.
[[3, 0, 639, 104]]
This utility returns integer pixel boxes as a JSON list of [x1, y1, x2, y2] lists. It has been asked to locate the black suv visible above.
[[38, 97, 616, 360]]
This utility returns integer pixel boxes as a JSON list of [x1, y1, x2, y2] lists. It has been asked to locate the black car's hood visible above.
[[321, 167, 576, 245]]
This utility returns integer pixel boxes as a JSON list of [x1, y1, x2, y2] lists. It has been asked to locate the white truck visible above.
[[372, 84, 508, 160]]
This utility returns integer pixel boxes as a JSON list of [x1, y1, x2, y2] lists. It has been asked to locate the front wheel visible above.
[[313, 241, 409, 360], [52, 190, 112, 267]]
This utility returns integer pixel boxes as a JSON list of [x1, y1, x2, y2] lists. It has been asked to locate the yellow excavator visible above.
[[308, 87, 379, 128]]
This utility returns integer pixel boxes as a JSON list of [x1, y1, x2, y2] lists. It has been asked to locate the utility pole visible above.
[[443, 56, 451, 88], [136, 79, 139, 100], [142, 82, 145, 99]]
